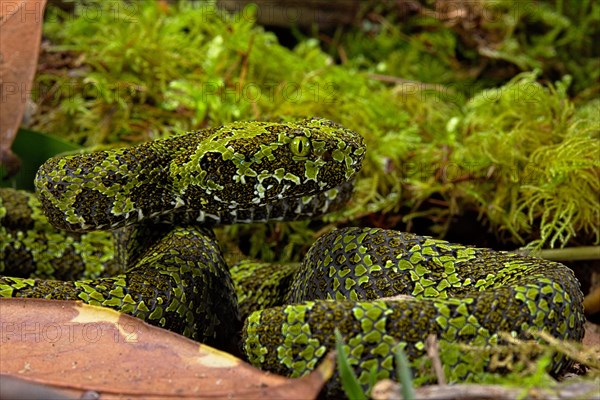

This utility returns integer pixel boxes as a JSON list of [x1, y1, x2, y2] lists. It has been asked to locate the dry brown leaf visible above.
[[0, 0, 46, 178], [0, 298, 334, 399]]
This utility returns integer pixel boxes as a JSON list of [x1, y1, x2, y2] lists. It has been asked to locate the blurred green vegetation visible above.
[[25, 0, 599, 260], [340, 0, 599, 97]]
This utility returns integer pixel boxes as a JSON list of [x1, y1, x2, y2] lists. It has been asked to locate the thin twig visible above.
[[372, 380, 600, 400], [367, 73, 456, 94], [426, 334, 446, 385], [513, 246, 600, 262]]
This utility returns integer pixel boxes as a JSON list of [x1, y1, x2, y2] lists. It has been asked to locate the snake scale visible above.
[[0, 118, 586, 397]]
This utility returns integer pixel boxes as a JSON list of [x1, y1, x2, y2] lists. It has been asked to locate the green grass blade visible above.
[[395, 346, 415, 400], [335, 329, 367, 400]]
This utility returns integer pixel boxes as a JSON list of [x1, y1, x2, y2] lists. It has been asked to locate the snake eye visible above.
[[290, 136, 311, 157]]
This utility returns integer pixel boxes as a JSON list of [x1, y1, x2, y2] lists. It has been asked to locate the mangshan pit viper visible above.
[[0, 117, 585, 396]]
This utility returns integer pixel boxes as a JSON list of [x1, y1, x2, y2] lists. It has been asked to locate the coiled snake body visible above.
[[0, 118, 585, 396]]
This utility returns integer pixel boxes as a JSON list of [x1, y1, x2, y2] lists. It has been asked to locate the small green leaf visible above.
[[1, 128, 81, 190]]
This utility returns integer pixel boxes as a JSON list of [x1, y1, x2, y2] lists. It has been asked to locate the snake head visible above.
[[170, 117, 366, 212], [35, 118, 365, 231]]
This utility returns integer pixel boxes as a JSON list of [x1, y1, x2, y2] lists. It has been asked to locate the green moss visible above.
[[337, 0, 599, 98], [29, 1, 599, 259], [451, 72, 599, 248]]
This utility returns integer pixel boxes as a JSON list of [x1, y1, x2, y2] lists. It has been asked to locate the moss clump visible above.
[[452, 73, 599, 248], [28, 1, 599, 258]]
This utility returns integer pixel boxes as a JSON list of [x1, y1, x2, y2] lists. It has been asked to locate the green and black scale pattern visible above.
[[0, 188, 119, 281], [0, 117, 586, 396], [243, 227, 585, 396], [1, 117, 364, 351], [35, 118, 361, 232]]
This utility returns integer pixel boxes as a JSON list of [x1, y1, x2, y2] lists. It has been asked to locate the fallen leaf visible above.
[[0, 0, 47, 178], [0, 298, 334, 399]]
